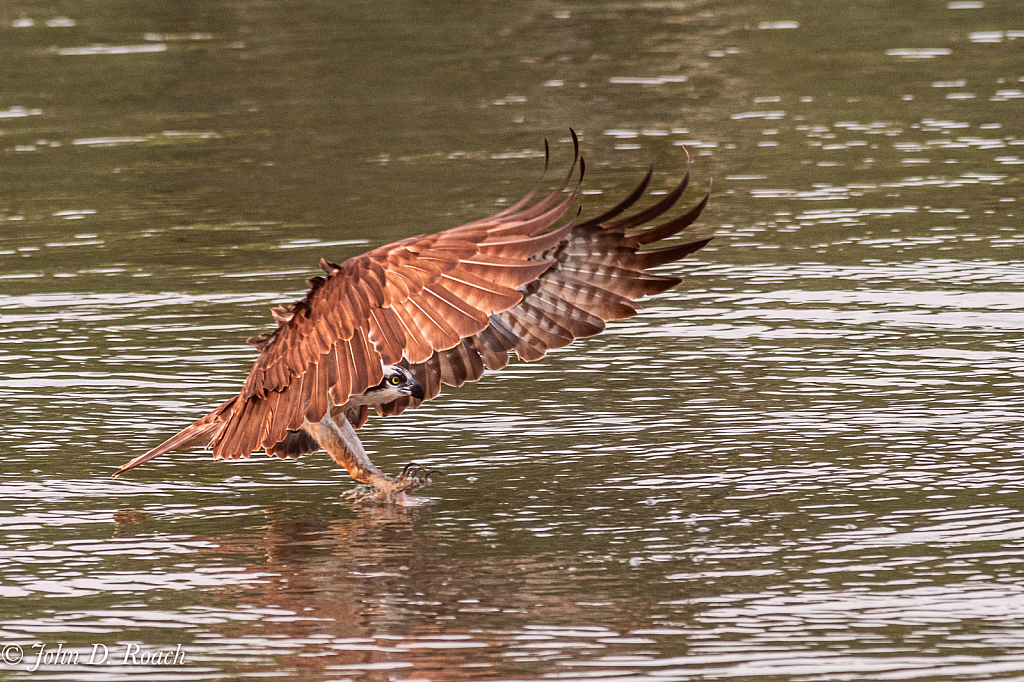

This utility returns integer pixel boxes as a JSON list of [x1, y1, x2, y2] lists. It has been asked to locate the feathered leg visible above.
[[301, 413, 432, 502]]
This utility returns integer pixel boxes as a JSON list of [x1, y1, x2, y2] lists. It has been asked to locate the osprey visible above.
[[114, 132, 711, 502]]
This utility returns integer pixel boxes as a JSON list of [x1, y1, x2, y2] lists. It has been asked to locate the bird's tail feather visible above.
[[113, 398, 234, 478]]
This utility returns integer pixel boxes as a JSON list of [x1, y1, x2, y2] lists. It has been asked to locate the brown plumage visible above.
[[114, 131, 712, 496]]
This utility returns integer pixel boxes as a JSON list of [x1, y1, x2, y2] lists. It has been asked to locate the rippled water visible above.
[[2, 0, 1024, 680]]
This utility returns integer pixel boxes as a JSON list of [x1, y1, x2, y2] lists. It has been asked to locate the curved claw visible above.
[[394, 462, 433, 493]]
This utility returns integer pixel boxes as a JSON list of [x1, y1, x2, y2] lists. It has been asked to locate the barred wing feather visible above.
[[113, 131, 711, 476]]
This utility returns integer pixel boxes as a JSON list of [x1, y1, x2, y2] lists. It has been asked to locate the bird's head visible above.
[[364, 365, 425, 404]]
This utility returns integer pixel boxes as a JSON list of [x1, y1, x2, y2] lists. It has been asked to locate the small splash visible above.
[[341, 486, 433, 507]]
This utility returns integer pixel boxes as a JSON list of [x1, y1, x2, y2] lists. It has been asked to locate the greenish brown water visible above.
[[2, 0, 1024, 680]]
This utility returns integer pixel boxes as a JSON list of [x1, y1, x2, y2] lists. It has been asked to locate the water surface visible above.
[[1, 0, 1024, 680]]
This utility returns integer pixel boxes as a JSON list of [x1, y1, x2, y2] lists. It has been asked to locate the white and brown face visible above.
[[357, 365, 425, 406]]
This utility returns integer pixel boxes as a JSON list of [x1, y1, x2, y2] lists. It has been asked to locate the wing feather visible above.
[[372, 153, 710, 420], [422, 284, 491, 337], [439, 269, 523, 312], [265, 389, 293, 449], [328, 341, 354, 406], [454, 256, 555, 289], [367, 307, 405, 364], [259, 389, 284, 448], [389, 298, 440, 364], [158, 134, 710, 465], [406, 294, 463, 350], [471, 333, 510, 372]]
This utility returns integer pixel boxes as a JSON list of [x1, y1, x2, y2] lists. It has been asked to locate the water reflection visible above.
[[10, 490, 1024, 679]]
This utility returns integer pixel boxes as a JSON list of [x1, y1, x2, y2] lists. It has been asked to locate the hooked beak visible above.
[[409, 380, 425, 401]]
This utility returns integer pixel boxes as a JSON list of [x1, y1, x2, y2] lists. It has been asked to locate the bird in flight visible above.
[[114, 132, 711, 503]]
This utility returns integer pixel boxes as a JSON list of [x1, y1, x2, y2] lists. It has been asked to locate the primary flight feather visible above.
[[115, 132, 712, 502]]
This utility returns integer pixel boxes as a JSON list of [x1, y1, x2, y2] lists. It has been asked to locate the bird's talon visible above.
[[391, 463, 432, 493]]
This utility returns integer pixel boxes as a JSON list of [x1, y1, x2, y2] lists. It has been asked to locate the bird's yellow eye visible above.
[[389, 375, 402, 385]]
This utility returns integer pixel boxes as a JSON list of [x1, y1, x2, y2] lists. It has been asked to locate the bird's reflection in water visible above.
[[189, 505, 441, 679], [180, 505, 660, 680]]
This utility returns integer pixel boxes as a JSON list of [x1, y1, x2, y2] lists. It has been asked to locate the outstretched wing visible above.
[[374, 151, 711, 419], [208, 136, 587, 461]]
